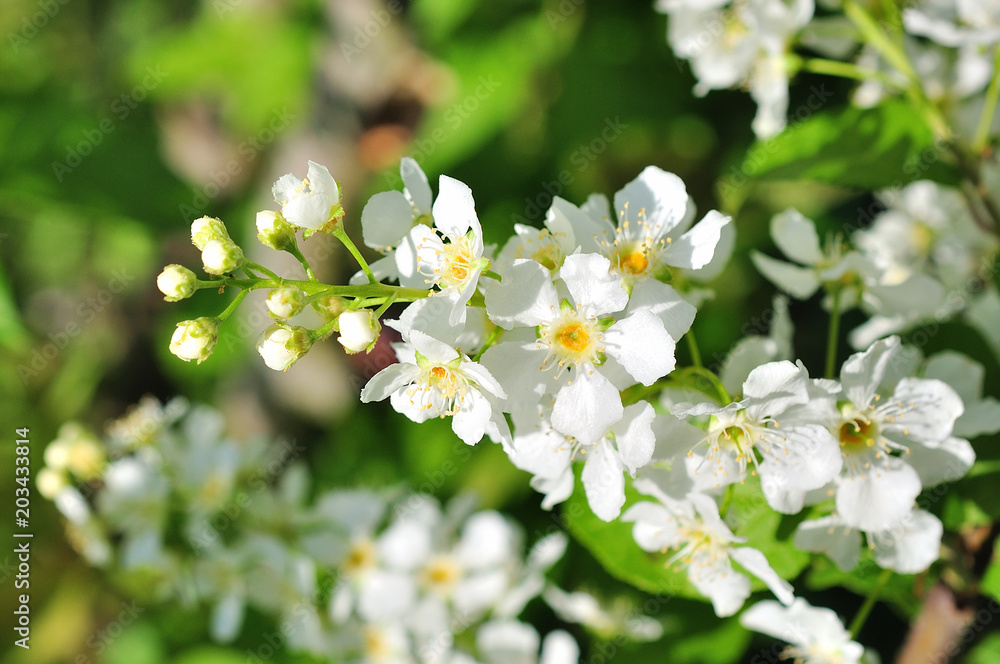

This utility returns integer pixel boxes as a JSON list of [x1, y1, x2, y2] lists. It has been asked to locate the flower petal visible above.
[[551, 368, 623, 445]]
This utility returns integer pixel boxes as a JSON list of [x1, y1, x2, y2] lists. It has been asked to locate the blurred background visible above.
[[3, 0, 993, 662]]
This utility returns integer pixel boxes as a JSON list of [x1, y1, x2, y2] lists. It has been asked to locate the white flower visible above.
[[396, 175, 489, 326], [170, 317, 220, 363], [751, 208, 878, 303], [360, 330, 509, 447], [667, 361, 843, 513], [476, 621, 579, 664], [830, 336, 965, 532], [508, 401, 657, 521], [794, 509, 943, 574], [256, 324, 313, 371], [740, 598, 864, 664], [157, 264, 198, 302], [352, 157, 434, 286], [657, 0, 815, 138], [623, 483, 794, 617], [338, 310, 380, 353], [904, 0, 1000, 47], [272, 160, 341, 230], [483, 253, 676, 444], [201, 239, 244, 275]]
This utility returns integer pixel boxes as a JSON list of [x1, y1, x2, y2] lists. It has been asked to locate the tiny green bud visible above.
[[157, 264, 198, 302], [201, 239, 245, 275], [170, 317, 220, 363], [256, 324, 313, 371], [311, 294, 349, 322], [191, 216, 231, 251], [266, 287, 306, 319], [256, 210, 298, 251], [337, 310, 380, 354]]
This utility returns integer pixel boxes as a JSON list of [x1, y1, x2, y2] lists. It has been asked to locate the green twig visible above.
[[473, 325, 505, 362], [849, 568, 893, 638], [686, 330, 703, 369], [217, 289, 250, 323], [330, 222, 376, 284], [287, 244, 318, 282], [244, 261, 282, 282], [973, 47, 1000, 153]]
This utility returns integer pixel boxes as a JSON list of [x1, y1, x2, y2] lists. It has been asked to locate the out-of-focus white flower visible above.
[[740, 598, 865, 664], [256, 324, 314, 371], [338, 309, 380, 353], [272, 160, 342, 230], [170, 317, 220, 363], [656, 0, 815, 138], [904, 0, 1000, 47], [751, 208, 878, 304], [157, 264, 198, 302], [360, 329, 509, 447], [201, 239, 245, 275], [44, 422, 106, 480], [623, 482, 794, 617], [476, 621, 580, 664]]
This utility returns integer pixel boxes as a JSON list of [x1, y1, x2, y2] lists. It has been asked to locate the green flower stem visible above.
[[473, 325, 505, 362], [796, 57, 900, 88], [685, 330, 703, 369], [286, 244, 318, 282], [217, 289, 250, 323], [849, 568, 893, 638], [373, 293, 398, 318], [330, 222, 376, 284], [244, 261, 282, 282], [973, 47, 1000, 153], [223, 277, 431, 304], [311, 317, 339, 342], [843, 0, 951, 140], [825, 286, 842, 380], [623, 366, 730, 407]]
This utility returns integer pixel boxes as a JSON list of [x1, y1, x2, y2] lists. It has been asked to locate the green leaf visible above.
[[981, 535, 1000, 604], [967, 633, 1000, 664], [729, 99, 962, 194], [562, 471, 809, 601]]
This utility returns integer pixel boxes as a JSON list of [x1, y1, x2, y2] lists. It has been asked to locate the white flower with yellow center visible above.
[[483, 252, 676, 444], [740, 598, 865, 664], [623, 482, 794, 617], [360, 329, 509, 447], [352, 157, 434, 285], [666, 361, 842, 513], [396, 175, 490, 326], [824, 336, 966, 533]]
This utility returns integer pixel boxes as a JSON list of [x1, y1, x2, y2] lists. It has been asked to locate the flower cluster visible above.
[[152, 152, 1000, 661], [655, 0, 999, 141], [39, 398, 667, 663]]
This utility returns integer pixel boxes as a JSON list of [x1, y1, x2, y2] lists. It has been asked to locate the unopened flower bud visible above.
[[256, 210, 298, 251], [311, 295, 348, 322], [202, 239, 245, 275], [191, 216, 231, 250], [271, 161, 342, 230], [337, 310, 380, 353], [157, 264, 198, 302], [256, 324, 313, 371], [170, 317, 220, 363], [266, 288, 306, 319]]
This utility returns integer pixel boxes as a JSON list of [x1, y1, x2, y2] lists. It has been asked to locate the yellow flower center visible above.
[[421, 556, 461, 592], [839, 416, 876, 449], [556, 323, 592, 354], [344, 540, 376, 574], [440, 237, 476, 288], [619, 251, 649, 275]]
